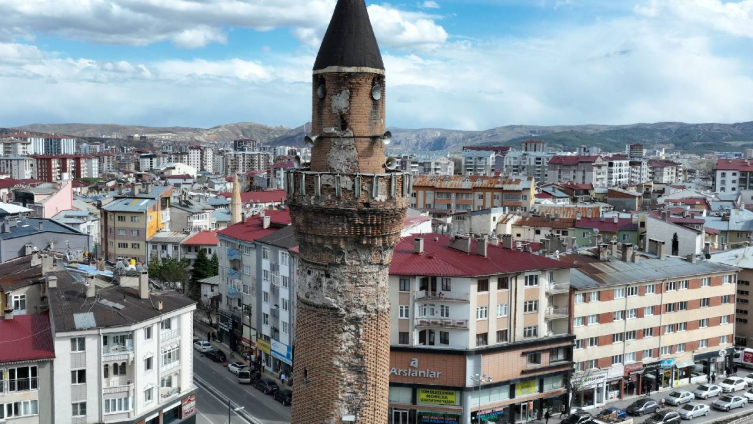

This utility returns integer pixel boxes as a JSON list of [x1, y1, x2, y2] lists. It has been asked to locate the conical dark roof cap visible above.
[[314, 0, 384, 71]]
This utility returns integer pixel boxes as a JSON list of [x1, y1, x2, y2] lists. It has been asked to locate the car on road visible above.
[[712, 395, 747, 411], [644, 410, 681, 424], [254, 378, 279, 395], [227, 362, 247, 375], [273, 389, 292, 406], [693, 384, 722, 399], [562, 411, 593, 424], [596, 408, 627, 421], [744, 373, 753, 387], [626, 398, 660, 416], [678, 403, 709, 420], [193, 340, 212, 353], [719, 377, 747, 393], [744, 389, 753, 402], [237, 369, 258, 384], [665, 391, 694, 406], [204, 349, 227, 363]]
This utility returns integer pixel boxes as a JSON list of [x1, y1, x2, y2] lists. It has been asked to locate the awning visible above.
[[675, 361, 695, 369]]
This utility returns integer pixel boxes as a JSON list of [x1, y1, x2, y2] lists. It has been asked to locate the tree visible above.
[[209, 253, 219, 276], [149, 258, 190, 291], [188, 249, 211, 301]]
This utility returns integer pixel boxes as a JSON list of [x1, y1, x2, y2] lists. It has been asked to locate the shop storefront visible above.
[[659, 359, 675, 389], [218, 312, 233, 347], [694, 348, 731, 377], [571, 370, 608, 410], [606, 365, 623, 402], [641, 362, 661, 394], [623, 363, 643, 397], [256, 338, 272, 370], [271, 339, 293, 374], [470, 407, 505, 423]]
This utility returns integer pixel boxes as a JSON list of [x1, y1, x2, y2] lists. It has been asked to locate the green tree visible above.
[[209, 253, 219, 276], [157, 258, 190, 291], [188, 249, 211, 301]]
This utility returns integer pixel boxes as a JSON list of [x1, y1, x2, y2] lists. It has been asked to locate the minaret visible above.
[[286, 0, 410, 422], [230, 174, 242, 224]]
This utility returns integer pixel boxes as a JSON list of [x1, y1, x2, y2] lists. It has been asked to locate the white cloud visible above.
[[637, 0, 753, 38], [171, 26, 227, 49], [422, 1, 440, 8], [368, 5, 448, 51]]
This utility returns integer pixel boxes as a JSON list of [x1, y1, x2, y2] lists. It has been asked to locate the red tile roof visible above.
[[271, 161, 294, 169], [515, 216, 576, 229], [166, 174, 193, 180], [715, 159, 753, 172], [183, 231, 219, 246], [0, 313, 55, 363], [217, 210, 291, 242], [574, 217, 637, 232], [664, 198, 711, 210], [219, 190, 286, 204], [648, 160, 678, 168], [0, 178, 22, 189], [390, 234, 572, 277], [558, 182, 594, 191], [549, 156, 601, 165]]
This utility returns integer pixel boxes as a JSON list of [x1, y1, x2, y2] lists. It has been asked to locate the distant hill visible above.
[[13, 121, 753, 154]]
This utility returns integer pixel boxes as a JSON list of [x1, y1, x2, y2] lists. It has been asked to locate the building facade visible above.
[[411, 175, 535, 213]]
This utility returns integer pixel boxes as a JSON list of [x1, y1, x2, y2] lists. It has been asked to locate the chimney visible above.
[[263, 215, 271, 229], [622, 243, 634, 262], [118, 183, 124, 195], [2, 221, 9, 233], [157, 301, 163, 311], [592, 234, 600, 247], [490, 235, 499, 246], [133, 183, 140, 196], [658, 241, 666, 260], [145, 182, 152, 194], [541, 238, 551, 255], [576, 212, 582, 221], [613, 215, 619, 224], [687, 254, 697, 264], [476, 237, 488, 257], [24, 244, 34, 255], [704, 242, 711, 258], [38, 220, 44, 231], [41, 254, 55, 274], [502, 234, 514, 250], [86, 274, 96, 298], [450, 235, 472, 254], [611, 241, 619, 257], [139, 270, 149, 300], [631, 251, 640, 263], [4, 308, 13, 320], [47, 275, 57, 289], [598, 244, 610, 261], [661, 210, 668, 221], [414, 238, 424, 254]]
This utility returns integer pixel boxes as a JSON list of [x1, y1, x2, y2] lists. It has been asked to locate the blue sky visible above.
[[0, 0, 752, 131]]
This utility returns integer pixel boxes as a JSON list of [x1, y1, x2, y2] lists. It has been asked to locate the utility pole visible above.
[[227, 399, 244, 424]]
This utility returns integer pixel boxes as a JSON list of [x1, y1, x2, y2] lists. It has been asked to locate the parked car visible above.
[[254, 378, 280, 395], [562, 411, 593, 424], [744, 373, 753, 387], [596, 408, 627, 421], [227, 362, 247, 375], [678, 403, 709, 420], [626, 398, 660, 416], [744, 389, 753, 402], [665, 391, 694, 406], [193, 340, 212, 353], [712, 395, 747, 411], [205, 349, 227, 363], [644, 410, 681, 424], [719, 377, 747, 393], [237, 369, 257, 384], [693, 384, 722, 399], [273, 389, 293, 406]]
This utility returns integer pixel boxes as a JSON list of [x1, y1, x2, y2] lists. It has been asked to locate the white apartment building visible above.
[[48, 271, 197, 424], [606, 157, 630, 187], [200, 149, 214, 174], [222, 152, 272, 177], [503, 151, 552, 183], [0, 156, 35, 179], [629, 160, 649, 185], [187, 147, 201, 173], [139, 154, 165, 172], [462, 150, 495, 176]]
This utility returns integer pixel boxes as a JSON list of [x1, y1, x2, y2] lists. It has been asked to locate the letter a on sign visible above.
[[410, 358, 419, 369]]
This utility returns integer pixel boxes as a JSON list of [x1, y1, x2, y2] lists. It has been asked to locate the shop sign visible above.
[[607, 365, 624, 379], [624, 363, 644, 375], [181, 394, 195, 418], [471, 407, 505, 423], [218, 322, 231, 332], [644, 362, 661, 372], [418, 389, 457, 406], [661, 359, 675, 368], [242, 325, 253, 347], [571, 370, 608, 389], [390, 358, 442, 379], [271, 339, 293, 365], [516, 380, 537, 396], [417, 411, 461, 424], [256, 339, 271, 355]]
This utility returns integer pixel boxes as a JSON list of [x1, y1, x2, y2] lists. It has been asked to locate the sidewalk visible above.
[[192, 320, 291, 390]]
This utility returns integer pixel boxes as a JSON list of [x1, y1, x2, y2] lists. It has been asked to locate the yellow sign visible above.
[[516, 380, 536, 396], [256, 339, 271, 355], [418, 389, 457, 406]]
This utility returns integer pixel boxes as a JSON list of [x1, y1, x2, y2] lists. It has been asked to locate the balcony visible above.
[[161, 329, 180, 342], [103, 378, 133, 394], [227, 249, 241, 261], [415, 291, 470, 302], [227, 268, 240, 279], [545, 283, 570, 294], [161, 386, 181, 400], [102, 344, 133, 356], [161, 209, 171, 222], [545, 307, 569, 320], [415, 318, 468, 329], [0, 378, 38, 393]]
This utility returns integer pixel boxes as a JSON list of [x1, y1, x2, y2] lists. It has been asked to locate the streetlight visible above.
[[471, 373, 493, 424], [227, 399, 245, 424]]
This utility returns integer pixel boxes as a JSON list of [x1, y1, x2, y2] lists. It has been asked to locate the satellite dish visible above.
[[385, 156, 398, 171]]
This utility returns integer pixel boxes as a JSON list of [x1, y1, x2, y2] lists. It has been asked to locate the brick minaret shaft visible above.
[[287, 1, 409, 423]]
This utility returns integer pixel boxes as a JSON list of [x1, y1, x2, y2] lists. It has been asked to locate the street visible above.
[[193, 349, 291, 424]]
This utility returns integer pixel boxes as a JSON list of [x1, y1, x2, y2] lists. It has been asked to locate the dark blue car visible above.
[[596, 407, 628, 420]]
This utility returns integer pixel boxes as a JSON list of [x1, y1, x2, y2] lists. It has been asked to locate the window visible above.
[[627, 308, 637, 319], [676, 343, 686, 353], [12, 294, 26, 311], [643, 349, 653, 359], [72, 402, 86, 417], [130, 216, 139, 223], [131, 243, 140, 249], [525, 275, 539, 287], [263, 313, 269, 326], [280, 252, 289, 266], [701, 298, 710, 307], [613, 333, 624, 343], [588, 315, 599, 325], [523, 300, 538, 313], [5, 400, 38, 418], [113, 362, 127, 376], [678, 301, 687, 311], [476, 332, 488, 347], [71, 369, 86, 384], [161, 375, 173, 388], [677, 322, 687, 332], [665, 281, 677, 291], [575, 339, 584, 349], [282, 299, 289, 311], [6, 366, 37, 392], [243, 265, 252, 275], [627, 286, 638, 297], [700, 319, 709, 328], [722, 295, 731, 304], [441, 278, 451, 291], [585, 359, 598, 370], [144, 387, 154, 403], [614, 288, 625, 298], [262, 247, 269, 260], [587, 337, 598, 348], [161, 319, 172, 330], [523, 326, 538, 338], [161, 347, 180, 367], [575, 293, 585, 304], [527, 353, 541, 365], [478, 279, 489, 292], [145, 356, 153, 371], [721, 335, 729, 344], [644, 328, 654, 337], [721, 315, 730, 324], [613, 310, 625, 321], [625, 352, 636, 363], [282, 321, 289, 334], [117, 242, 128, 249], [263, 291, 269, 304], [104, 397, 132, 414], [645, 284, 656, 294], [702, 277, 710, 287], [661, 346, 671, 356], [282, 275, 288, 288], [497, 276, 509, 290], [573, 317, 585, 327], [117, 229, 126, 236], [626, 331, 636, 340], [496, 329, 508, 343], [644, 306, 654, 316], [724, 275, 734, 284], [476, 306, 488, 320], [665, 324, 675, 334], [497, 304, 508, 317], [440, 305, 450, 317], [399, 306, 410, 319], [612, 355, 623, 365], [439, 331, 450, 345], [144, 326, 152, 340], [398, 332, 409, 345], [665, 303, 676, 313], [399, 279, 410, 292], [699, 339, 708, 348], [679, 280, 689, 290], [70, 337, 85, 352]]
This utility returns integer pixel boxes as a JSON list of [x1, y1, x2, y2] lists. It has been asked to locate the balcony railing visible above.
[[161, 387, 180, 400], [415, 291, 470, 302], [545, 307, 569, 320], [415, 318, 468, 329], [161, 329, 180, 342], [545, 283, 570, 294], [227, 249, 241, 261], [0, 378, 38, 393], [103, 378, 133, 394], [227, 268, 240, 279], [102, 345, 133, 355]]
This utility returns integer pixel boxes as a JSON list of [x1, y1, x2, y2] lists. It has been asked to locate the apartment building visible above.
[[42, 136, 76, 155], [48, 270, 196, 424], [547, 156, 607, 188], [523, 140, 547, 153], [411, 175, 535, 213], [139, 154, 165, 172], [462, 147, 509, 176], [562, 246, 738, 410], [101, 185, 172, 263], [200, 149, 214, 174], [629, 160, 649, 185], [222, 152, 272, 177], [628, 144, 645, 160], [180, 231, 218, 266], [30, 156, 99, 182], [604, 156, 630, 187], [0, 157, 34, 180], [503, 151, 552, 184], [170, 199, 215, 233], [713, 159, 753, 193], [648, 160, 682, 184], [388, 234, 574, 424], [710, 247, 753, 346], [397, 154, 454, 177], [233, 139, 262, 152]]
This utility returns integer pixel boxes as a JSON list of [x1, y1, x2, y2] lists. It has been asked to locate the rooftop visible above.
[[218, 189, 286, 204], [314, 0, 384, 71], [0, 254, 44, 292], [255, 225, 298, 249], [574, 217, 637, 232], [183, 230, 219, 246], [412, 175, 529, 190], [217, 209, 291, 243], [0, 313, 55, 364], [102, 197, 156, 213], [0, 217, 85, 241], [549, 156, 602, 166], [148, 231, 189, 244], [715, 159, 753, 172]]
